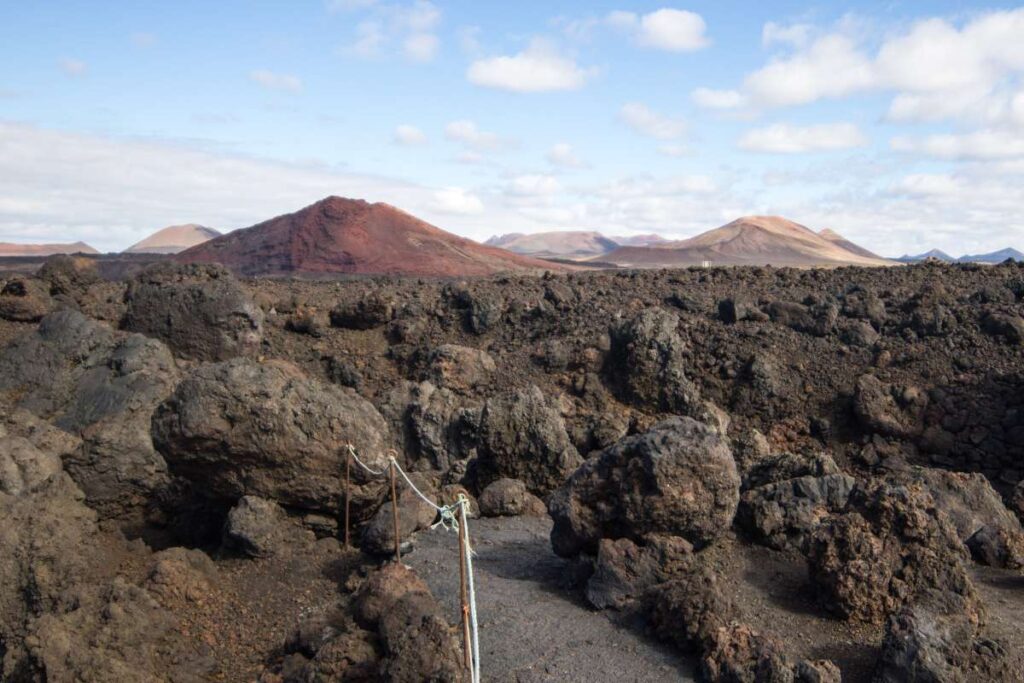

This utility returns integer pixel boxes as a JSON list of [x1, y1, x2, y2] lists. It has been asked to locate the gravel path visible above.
[[404, 515, 694, 682]]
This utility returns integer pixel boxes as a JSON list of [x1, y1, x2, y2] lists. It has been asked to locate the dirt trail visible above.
[[404, 515, 694, 682]]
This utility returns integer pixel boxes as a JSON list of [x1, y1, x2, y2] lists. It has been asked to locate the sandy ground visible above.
[[405, 515, 694, 682]]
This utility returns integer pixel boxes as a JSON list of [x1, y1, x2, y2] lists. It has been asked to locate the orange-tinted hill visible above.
[[176, 196, 561, 277], [599, 216, 895, 268], [124, 224, 221, 254], [0, 241, 99, 256]]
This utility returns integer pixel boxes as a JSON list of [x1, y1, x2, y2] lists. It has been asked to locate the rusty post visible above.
[[343, 446, 351, 549], [390, 460, 401, 562], [457, 500, 472, 672]]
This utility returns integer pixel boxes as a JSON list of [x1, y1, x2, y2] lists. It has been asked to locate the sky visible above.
[[1, 1, 1024, 256]]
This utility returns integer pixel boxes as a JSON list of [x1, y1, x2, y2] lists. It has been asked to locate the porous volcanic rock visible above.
[[606, 308, 703, 414], [0, 436, 62, 495], [549, 417, 740, 557], [152, 358, 390, 513], [0, 310, 178, 517], [904, 467, 1024, 569], [738, 472, 856, 551], [223, 495, 291, 558], [701, 623, 840, 683], [474, 384, 582, 495], [425, 343, 496, 393], [0, 277, 52, 322], [876, 590, 1021, 682], [122, 262, 264, 361], [37, 254, 101, 298], [477, 478, 546, 518], [807, 481, 981, 625], [361, 471, 439, 556], [853, 374, 929, 439], [402, 381, 481, 471], [585, 535, 693, 610], [648, 562, 740, 652], [329, 293, 395, 330]]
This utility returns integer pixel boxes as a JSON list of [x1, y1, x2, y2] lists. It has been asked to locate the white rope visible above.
[[346, 443, 388, 476], [459, 496, 482, 683], [344, 445, 483, 682]]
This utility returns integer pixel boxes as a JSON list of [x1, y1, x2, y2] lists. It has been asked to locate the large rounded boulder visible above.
[[152, 358, 390, 512], [121, 262, 263, 361], [549, 416, 740, 557]]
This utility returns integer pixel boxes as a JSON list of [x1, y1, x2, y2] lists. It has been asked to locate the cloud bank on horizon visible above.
[[1, 1, 1023, 256]]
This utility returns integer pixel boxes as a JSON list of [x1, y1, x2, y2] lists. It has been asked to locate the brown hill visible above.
[[176, 196, 561, 277], [817, 228, 885, 260], [124, 224, 221, 254], [485, 231, 619, 259], [0, 241, 99, 257], [599, 216, 894, 268]]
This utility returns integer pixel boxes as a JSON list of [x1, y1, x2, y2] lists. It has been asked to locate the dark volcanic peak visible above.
[[177, 196, 560, 277], [0, 241, 99, 257]]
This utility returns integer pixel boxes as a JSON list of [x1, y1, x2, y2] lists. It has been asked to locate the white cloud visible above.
[[393, 124, 427, 146], [444, 120, 507, 152], [59, 59, 87, 77], [432, 187, 484, 214], [467, 39, 594, 93], [249, 70, 303, 93], [691, 87, 745, 109], [894, 173, 962, 196], [739, 123, 867, 153], [619, 103, 686, 140], [730, 9, 1024, 116], [546, 142, 586, 168], [762, 22, 812, 47], [743, 34, 874, 107], [0, 121, 462, 251], [609, 8, 710, 52], [403, 33, 439, 61], [508, 174, 561, 197], [891, 129, 1024, 160], [344, 1, 441, 63]]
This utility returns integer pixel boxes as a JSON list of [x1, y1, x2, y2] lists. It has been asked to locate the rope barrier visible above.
[[344, 444, 482, 683]]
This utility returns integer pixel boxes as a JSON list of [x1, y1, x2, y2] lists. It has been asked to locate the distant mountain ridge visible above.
[[0, 241, 99, 257], [597, 216, 894, 268], [485, 231, 619, 259], [896, 248, 1022, 264]]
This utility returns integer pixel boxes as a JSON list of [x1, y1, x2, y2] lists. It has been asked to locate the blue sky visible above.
[[2, 1, 1023, 255]]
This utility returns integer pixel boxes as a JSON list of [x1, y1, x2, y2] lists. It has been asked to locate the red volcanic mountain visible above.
[[176, 197, 560, 277]]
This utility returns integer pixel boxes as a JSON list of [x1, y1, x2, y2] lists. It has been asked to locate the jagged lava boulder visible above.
[[122, 262, 264, 361], [152, 358, 390, 513], [474, 385, 582, 495], [807, 481, 981, 625], [549, 417, 740, 557], [0, 310, 178, 517]]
